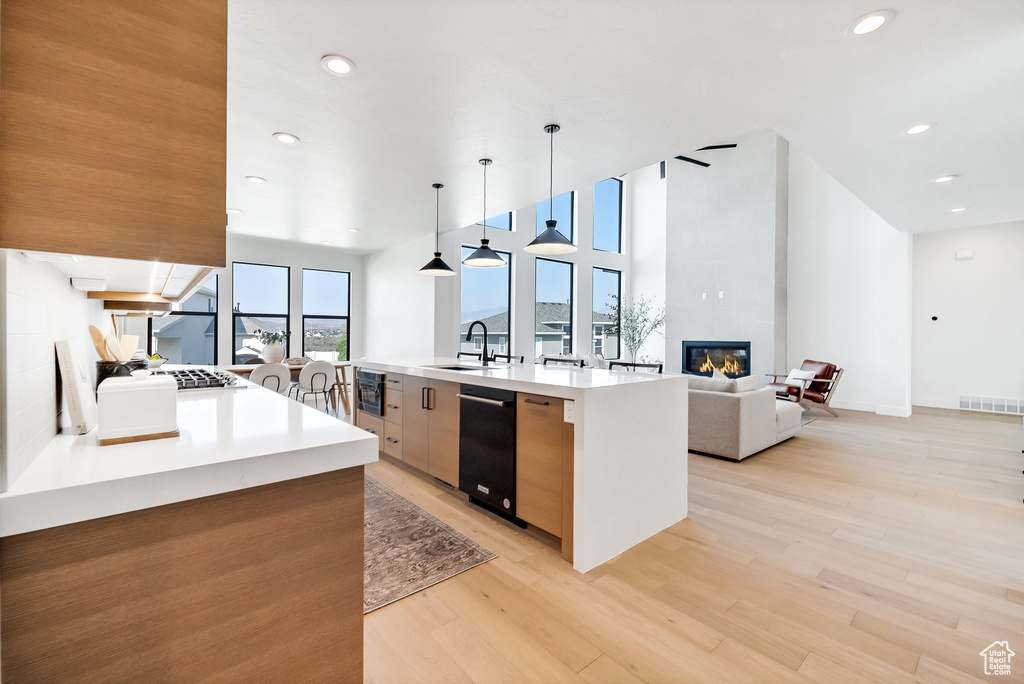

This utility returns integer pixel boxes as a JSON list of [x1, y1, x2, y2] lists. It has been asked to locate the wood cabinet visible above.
[[401, 376, 460, 486], [0, 0, 227, 267], [383, 387, 403, 426], [516, 393, 565, 537], [0, 468, 364, 682], [356, 412, 384, 452], [426, 380, 460, 487]]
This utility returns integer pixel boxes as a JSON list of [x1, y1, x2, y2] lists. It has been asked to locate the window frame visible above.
[[480, 211, 513, 232], [593, 267, 622, 360], [301, 268, 352, 362], [535, 257, 574, 358], [146, 275, 218, 365], [459, 246, 513, 354], [593, 178, 623, 254], [536, 191, 575, 244], [232, 261, 291, 364]]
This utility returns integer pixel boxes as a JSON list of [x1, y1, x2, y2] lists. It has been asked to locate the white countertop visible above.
[[354, 357, 686, 400], [0, 372, 377, 537]]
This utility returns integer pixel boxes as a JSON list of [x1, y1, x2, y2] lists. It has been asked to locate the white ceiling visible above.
[[226, 0, 1024, 251]]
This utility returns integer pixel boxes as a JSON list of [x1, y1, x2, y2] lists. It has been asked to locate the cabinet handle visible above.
[[386, 404, 399, 409], [366, 428, 376, 434], [387, 378, 400, 384], [386, 437, 398, 444], [524, 398, 550, 406], [428, 387, 436, 410], [422, 386, 428, 409], [457, 393, 512, 407]]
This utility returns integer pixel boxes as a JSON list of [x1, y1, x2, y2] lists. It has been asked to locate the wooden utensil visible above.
[[105, 334, 121, 362], [111, 313, 118, 339], [89, 325, 110, 361], [119, 335, 139, 362]]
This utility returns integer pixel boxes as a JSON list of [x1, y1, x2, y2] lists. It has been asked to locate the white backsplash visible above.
[[1, 249, 105, 491]]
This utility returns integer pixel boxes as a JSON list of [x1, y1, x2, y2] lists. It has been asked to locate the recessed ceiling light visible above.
[[321, 240, 333, 245], [904, 123, 935, 136], [321, 54, 356, 75], [931, 175, 958, 184], [272, 132, 300, 144], [846, 10, 895, 37], [347, 228, 360, 233], [245, 176, 268, 184], [226, 207, 244, 214], [950, 207, 968, 213]]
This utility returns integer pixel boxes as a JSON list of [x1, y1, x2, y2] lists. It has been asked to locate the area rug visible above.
[[800, 412, 818, 426], [364, 476, 496, 613]]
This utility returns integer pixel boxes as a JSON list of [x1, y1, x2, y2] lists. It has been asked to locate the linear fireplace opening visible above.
[[682, 340, 751, 378]]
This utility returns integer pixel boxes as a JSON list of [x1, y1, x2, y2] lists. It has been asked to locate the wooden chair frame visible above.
[[766, 367, 845, 416]]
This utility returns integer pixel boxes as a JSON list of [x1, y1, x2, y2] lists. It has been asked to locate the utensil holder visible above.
[[96, 359, 148, 392]]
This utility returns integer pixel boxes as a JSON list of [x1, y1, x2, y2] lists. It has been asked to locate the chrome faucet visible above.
[[464, 320, 490, 366]]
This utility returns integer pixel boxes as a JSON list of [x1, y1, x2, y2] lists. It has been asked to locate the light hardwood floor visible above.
[[364, 407, 1024, 683]]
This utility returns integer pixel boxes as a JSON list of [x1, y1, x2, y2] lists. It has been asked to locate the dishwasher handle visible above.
[[457, 393, 512, 408]]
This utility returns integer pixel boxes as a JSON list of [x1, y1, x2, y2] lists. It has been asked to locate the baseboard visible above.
[[912, 398, 958, 410], [876, 405, 912, 418], [829, 399, 876, 413]]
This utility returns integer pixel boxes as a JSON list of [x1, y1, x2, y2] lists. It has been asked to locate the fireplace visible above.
[[682, 340, 751, 378]]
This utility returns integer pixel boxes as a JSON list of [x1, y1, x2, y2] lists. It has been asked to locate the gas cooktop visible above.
[[152, 368, 240, 391]]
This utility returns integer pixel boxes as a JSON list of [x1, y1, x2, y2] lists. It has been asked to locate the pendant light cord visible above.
[[482, 161, 488, 241], [434, 185, 440, 252], [549, 127, 554, 220]]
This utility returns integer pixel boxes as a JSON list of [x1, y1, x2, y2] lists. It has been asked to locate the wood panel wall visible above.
[[0, 467, 364, 683], [0, 0, 227, 266]]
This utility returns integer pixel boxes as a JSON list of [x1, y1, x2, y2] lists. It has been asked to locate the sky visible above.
[[232, 263, 349, 315]]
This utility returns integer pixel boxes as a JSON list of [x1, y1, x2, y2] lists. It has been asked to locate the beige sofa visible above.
[[688, 377, 803, 461]]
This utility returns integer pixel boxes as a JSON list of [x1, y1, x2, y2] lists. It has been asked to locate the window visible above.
[[232, 262, 290, 363], [302, 268, 351, 361], [535, 258, 573, 358], [480, 212, 512, 231], [593, 178, 622, 253], [593, 268, 621, 359], [536, 191, 574, 243], [460, 246, 511, 355], [149, 275, 217, 365]]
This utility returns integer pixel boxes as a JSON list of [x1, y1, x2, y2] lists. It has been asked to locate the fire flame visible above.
[[699, 353, 741, 375]]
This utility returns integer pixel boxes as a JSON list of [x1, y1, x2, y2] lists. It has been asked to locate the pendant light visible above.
[[462, 158, 507, 268], [419, 183, 456, 276], [525, 123, 577, 255]]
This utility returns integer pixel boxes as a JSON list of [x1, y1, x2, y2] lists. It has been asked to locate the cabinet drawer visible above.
[[384, 375, 403, 392], [383, 423, 403, 460], [383, 388, 403, 425], [357, 412, 385, 452]]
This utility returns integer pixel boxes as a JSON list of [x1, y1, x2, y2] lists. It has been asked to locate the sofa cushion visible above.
[[803, 389, 826, 403], [775, 400, 803, 435], [688, 375, 735, 392]]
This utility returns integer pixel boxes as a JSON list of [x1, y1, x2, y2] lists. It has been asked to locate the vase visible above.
[[262, 342, 285, 363]]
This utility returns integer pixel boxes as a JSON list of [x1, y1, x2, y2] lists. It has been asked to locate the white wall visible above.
[[1, 250, 104, 490], [912, 221, 1024, 408], [628, 162, 668, 363], [787, 147, 912, 416], [364, 234, 436, 358], [664, 130, 788, 376], [217, 234, 366, 364]]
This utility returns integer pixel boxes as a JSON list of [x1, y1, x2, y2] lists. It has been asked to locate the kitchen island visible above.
[[355, 358, 689, 573], [0, 374, 376, 683]]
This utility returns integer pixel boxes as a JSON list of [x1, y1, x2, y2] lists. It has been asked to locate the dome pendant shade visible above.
[[525, 220, 577, 255], [419, 252, 456, 276], [462, 238, 506, 267]]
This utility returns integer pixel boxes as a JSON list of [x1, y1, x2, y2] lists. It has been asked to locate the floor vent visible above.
[[958, 395, 1024, 415]]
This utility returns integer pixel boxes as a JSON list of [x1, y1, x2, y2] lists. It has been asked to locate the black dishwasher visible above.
[[458, 384, 517, 518]]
